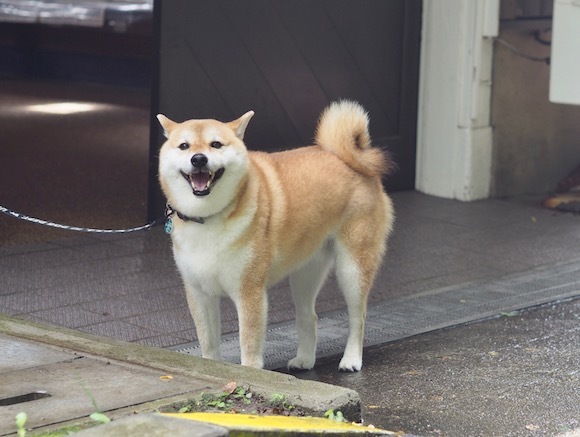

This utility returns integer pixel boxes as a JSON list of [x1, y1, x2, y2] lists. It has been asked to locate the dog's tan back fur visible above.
[[238, 146, 392, 286]]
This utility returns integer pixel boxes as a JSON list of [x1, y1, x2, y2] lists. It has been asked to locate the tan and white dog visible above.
[[157, 101, 394, 371]]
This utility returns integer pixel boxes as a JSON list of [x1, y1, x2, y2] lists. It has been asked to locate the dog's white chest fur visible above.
[[170, 218, 252, 298]]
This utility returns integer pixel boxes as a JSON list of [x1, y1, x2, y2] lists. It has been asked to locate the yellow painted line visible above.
[[163, 412, 394, 435]]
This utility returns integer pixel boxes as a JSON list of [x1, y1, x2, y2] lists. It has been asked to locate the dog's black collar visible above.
[[165, 203, 205, 225]]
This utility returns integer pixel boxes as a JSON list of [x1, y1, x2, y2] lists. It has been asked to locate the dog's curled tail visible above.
[[315, 100, 392, 178]]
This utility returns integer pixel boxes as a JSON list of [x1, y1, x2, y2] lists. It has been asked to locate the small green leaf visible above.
[[90, 412, 111, 424], [16, 412, 27, 437], [15, 412, 27, 428], [324, 409, 346, 422]]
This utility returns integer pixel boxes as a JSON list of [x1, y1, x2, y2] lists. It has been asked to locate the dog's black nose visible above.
[[191, 153, 208, 168]]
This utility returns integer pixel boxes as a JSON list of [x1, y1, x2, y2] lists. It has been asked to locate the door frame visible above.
[[415, 0, 499, 201]]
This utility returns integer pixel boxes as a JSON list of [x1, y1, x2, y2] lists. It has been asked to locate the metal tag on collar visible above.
[[164, 217, 173, 234], [164, 203, 174, 234]]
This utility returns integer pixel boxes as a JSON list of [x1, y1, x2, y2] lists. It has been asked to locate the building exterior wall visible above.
[[417, 0, 580, 199], [490, 15, 580, 196]]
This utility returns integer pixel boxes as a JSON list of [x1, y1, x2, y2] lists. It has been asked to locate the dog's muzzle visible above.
[[182, 154, 225, 196]]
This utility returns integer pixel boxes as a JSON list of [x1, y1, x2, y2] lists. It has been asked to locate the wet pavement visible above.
[[2, 299, 578, 436], [290, 298, 580, 437]]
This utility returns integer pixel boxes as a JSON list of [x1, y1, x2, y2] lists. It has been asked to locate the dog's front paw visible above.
[[338, 355, 362, 372], [288, 356, 315, 371], [241, 355, 264, 369]]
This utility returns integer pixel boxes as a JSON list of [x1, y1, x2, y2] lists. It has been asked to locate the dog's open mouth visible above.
[[181, 168, 225, 196]]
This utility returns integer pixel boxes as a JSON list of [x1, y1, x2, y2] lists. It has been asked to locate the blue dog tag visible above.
[[164, 217, 173, 234]]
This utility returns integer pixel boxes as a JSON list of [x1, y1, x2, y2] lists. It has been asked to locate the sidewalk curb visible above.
[[72, 413, 396, 437], [0, 315, 361, 422]]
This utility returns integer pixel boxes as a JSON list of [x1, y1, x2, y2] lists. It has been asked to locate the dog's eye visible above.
[[178, 143, 189, 150], [210, 141, 223, 149]]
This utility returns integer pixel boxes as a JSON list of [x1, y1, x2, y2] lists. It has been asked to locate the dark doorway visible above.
[[0, 4, 153, 246], [149, 0, 421, 219]]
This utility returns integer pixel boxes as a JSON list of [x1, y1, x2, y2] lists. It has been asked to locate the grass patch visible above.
[[161, 382, 305, 417]]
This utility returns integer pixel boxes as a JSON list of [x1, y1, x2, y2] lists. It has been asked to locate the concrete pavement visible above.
[[0, 315, 366, 436], [3, 298, 578, 436]]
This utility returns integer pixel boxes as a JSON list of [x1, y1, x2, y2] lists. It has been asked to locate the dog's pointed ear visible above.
[[229, 111, 254, 140], [157, 114, 177, 138]]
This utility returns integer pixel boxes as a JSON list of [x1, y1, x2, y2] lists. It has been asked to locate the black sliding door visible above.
[[148, 0, 421, 218]]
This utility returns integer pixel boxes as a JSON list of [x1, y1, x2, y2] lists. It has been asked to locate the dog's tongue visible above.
[[192, 172, 210, 191]]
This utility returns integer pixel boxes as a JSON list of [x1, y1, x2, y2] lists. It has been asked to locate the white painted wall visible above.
[[416, 0, 499, 201]]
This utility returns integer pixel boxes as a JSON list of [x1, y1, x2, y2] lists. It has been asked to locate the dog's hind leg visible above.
[[184, 284, 222, 362], [335, 219, 387, 372], [334, 243, 372, 372], [288, 245, 334, 370], [334, 190, 391, 372]]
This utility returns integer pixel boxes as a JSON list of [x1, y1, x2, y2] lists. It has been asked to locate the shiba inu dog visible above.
[[157, 101, 394, 371]]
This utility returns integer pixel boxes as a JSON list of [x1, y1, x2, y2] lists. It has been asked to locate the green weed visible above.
[[269, 393, 296, 412], [15, 412, 27, 437], [324, 409, 347, 422]]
